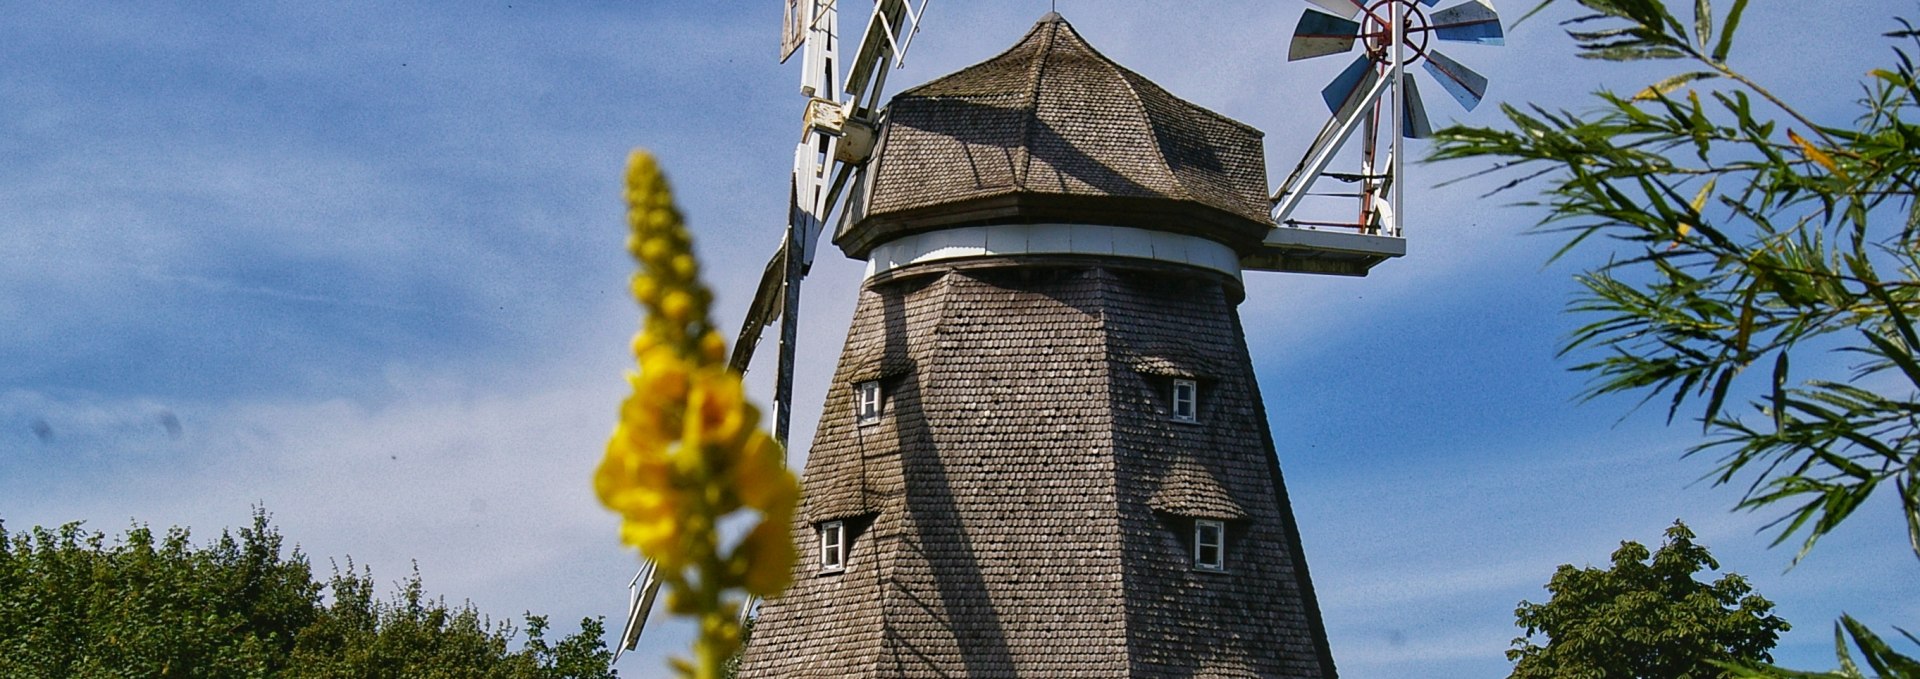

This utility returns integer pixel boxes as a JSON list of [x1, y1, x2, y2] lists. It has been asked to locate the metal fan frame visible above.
[[1269, 0, 1502, 245]]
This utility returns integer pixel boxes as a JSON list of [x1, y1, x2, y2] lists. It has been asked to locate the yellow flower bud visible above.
[[699, 331, 727, 365], [632, 275, 660, 307], [671, 253, 698, 280], [661, 290, 695, 326], [733, 432, 795, 514]]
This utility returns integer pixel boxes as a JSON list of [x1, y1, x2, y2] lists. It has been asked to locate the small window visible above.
[[1194, 519, 1225, 572], [1172, 379, 1198, 423], [819, 521, 846, 572], [856, 380, 882, 425]]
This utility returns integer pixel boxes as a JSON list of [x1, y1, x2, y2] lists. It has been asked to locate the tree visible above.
[[1508, 521, 1790, 678], [0, 510, 615, 678], [1430, 0, 1920, 673]]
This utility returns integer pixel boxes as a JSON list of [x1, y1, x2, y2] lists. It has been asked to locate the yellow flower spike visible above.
[[699, 331, 727, 365], [603, 149, 796, 679], [736, 520, 796, 596]]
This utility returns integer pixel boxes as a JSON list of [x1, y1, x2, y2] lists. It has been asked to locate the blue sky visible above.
[[1, 2, 1913, 677]]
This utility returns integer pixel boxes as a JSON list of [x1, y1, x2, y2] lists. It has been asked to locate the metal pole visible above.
[[1389, 0, 1405, 237]]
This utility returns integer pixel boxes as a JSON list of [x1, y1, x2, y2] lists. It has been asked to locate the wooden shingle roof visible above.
[[837, 13, 1275, 260]]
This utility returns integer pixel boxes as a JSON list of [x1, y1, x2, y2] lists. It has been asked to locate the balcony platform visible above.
[[1240, 226, 1405, 277]]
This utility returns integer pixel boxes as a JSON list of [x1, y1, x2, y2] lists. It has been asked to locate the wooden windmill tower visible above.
[[615, 1, 1506, 675], [739, 10, 1386, 677]]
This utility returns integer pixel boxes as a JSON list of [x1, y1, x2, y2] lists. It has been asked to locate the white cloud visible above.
[[0, 345, 645, 635]]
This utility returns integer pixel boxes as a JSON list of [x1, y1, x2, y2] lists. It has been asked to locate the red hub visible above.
[[1359, 0, 1432, 66]]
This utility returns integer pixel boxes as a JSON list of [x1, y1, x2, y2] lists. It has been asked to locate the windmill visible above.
[[616, 1, 1505, 667], [1267, 0, 1504, 252], [612, 0, 931, 660]]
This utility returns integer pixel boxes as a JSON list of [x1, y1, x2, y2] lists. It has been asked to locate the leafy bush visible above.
[[0, 510, 613, 679]]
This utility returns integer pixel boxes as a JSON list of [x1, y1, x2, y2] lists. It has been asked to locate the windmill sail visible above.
[[1422, 50, 1488, 110], [1289, 10, 1360, 61], [1401, 74, 1433, 139], [845, 1, 929, 105], [1321, 56, 1377, 117], [1302, 0, 1365, 18], [612, 561, 661, 661], [729, 243, 789, 373], [780, 0, 806, 62], [1431, 0, 1505, 45]]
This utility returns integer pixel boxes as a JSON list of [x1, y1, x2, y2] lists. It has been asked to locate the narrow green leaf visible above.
[[1771, 352, 1789, 430], [1704, 367, 1735, 429], [1842, 616, 1906, 676], [1580, 45, 1691, 61], [1514, 0, 1558, 29], [1633, 71, 1721, 101], [1861, 329, 1920, 397], [1900, 477, 1920, 560], [1710, 0, 1748, 61], [1694, 0, 1712, 49]]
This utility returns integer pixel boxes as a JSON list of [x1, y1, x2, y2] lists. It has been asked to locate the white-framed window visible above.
[[819, 520, 846, 572], [856, 380, 882, 425], [1193, 519, 1225, 572], [1172, 379, 1198, 423]]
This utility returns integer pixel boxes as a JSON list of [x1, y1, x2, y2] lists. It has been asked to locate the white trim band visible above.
[[864, 223, 1242, 280]]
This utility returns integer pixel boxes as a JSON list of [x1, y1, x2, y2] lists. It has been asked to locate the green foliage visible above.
[[1508, 521, 1789, 679], [1727, 617, 1920, 679], [0, 511, 320, 678], [1435, 0, 1920, 566], [1433, 1, 1920, 675], [0, 510, 615, 679]]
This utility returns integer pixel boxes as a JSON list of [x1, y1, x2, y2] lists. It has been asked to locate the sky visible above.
[[1, 1, 1914, 677]]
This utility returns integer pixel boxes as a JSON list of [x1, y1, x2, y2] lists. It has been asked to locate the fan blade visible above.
[[1422, 50, 1488, 110], [1302, 0, 1365, 18], [1401, 74, 1434, 138], [1321, 56, 1380, 117], [729, 243, 789, 374], [1431, 0, 1505, 45], [613, 561, 662, 660], [1290, 10, 1361, 61], [1420, 0, 1442, 5]]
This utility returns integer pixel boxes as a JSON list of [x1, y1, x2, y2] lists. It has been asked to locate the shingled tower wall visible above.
[[739, 14, 1337, 678]]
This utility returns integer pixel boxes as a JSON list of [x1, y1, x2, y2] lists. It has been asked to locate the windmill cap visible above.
[[836, 14, 1274, 261]]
